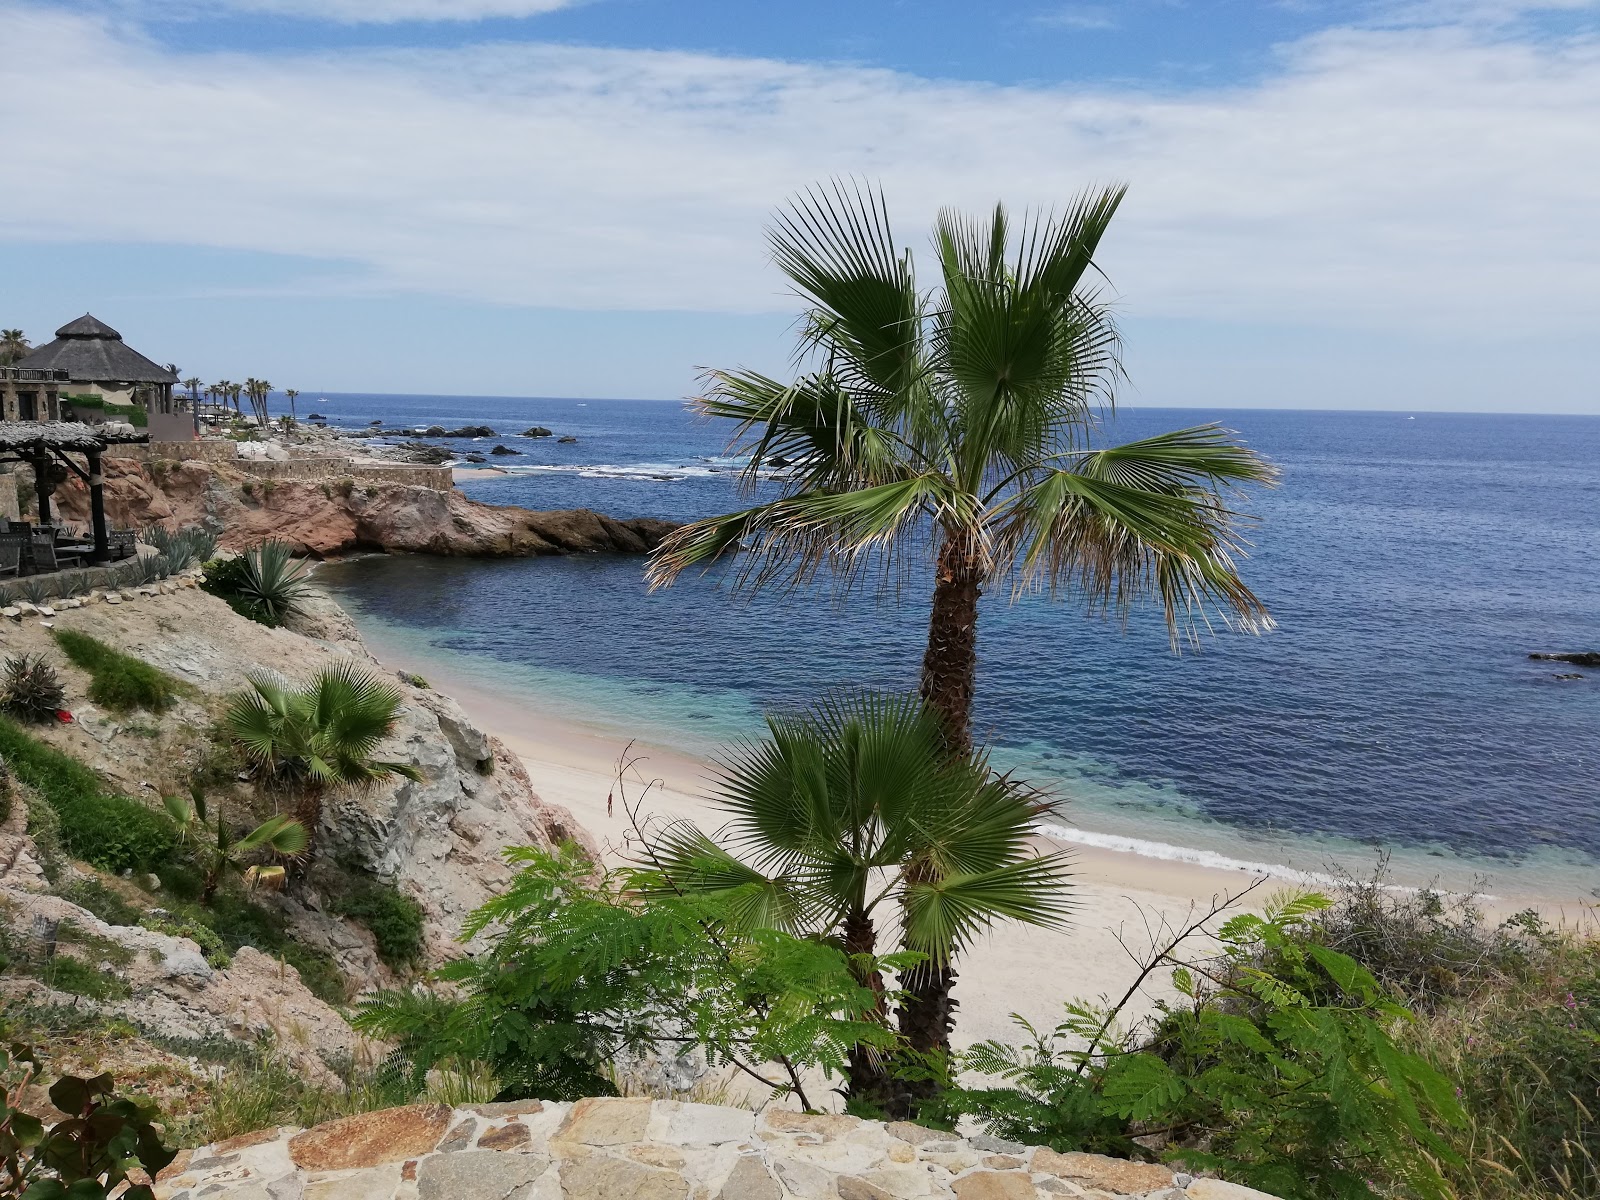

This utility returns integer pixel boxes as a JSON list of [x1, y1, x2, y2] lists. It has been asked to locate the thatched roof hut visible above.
[[13, 315, 177, 386]]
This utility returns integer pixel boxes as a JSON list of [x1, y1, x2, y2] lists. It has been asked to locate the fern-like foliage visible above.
[[948, 890, 1465, 1200], [354, 844, 902, 1108]]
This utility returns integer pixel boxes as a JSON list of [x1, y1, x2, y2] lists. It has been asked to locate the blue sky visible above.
[[3, 0, 1599, 412]]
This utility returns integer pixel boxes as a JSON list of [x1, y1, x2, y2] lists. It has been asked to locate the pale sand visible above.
[[452, 467, 510, 481], [360, 633, 1307, 1050]]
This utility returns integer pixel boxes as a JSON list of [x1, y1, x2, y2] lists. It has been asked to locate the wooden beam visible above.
[[87, 449, 109, 565]]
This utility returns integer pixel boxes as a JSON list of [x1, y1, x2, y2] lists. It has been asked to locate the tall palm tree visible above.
[[0, 329, 30, 365], [285, 388, 299, 420], [225, 660, 422, 844], [642, 690, 1070, 1113], [183, 377, 202, 402], [647, 184, 1278, 757]]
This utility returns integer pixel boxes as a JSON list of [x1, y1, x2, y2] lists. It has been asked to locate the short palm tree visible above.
[[164, 787, 309, 902], [641, 690, 1070, 1112], [0, 329, 29, 365], [225, 660, 422, 841], [647, 184, 1278, 755]]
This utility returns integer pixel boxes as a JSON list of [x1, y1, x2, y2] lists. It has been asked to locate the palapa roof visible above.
[[13, 314, 177, 386], [0, 421, 147, 452]]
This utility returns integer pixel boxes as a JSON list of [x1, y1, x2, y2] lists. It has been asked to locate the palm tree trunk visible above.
[[843, 908, 894, 1113], [919, 526, 982, 758]]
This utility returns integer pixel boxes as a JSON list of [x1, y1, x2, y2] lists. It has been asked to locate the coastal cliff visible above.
[[0, 581, 598, 1096], [48, 455, 675, 558]]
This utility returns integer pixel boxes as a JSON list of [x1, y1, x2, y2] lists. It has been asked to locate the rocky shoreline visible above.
[[50, 454, 675, 559]]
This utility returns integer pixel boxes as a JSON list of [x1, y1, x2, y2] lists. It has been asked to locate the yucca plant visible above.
[[640, 690, 1071, 1113], [225, 660, 422, 843], [1, 653, 67, 722], [163, 787, 308, 902]]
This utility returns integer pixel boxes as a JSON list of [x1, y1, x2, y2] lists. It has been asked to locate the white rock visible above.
[[37, 606, 55, 617], [104, 594, 122, 605], [1, 607, 19, 620], [14, 602, 37, 616]]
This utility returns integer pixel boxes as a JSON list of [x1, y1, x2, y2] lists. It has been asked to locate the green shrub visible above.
[[40, 952, 132, 1002], [329, 874, 425, 970], [142, 916, 232, 967], [52, 629, 184, 714], [195, 892, 347, 1005], [949, 893, 1463, 1200], [0, 716, 177, 871], [55, 876, 143, 926]]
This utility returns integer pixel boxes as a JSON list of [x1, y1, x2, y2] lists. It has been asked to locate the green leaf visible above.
[[47, 1076, 91, 1116], [10, 1110, 45, 1147], [1098, 1053, 1187, 1121]]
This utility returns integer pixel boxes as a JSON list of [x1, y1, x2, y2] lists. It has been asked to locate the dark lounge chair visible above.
[[30, 530, 87, 572], [0, 535, 23, 579]]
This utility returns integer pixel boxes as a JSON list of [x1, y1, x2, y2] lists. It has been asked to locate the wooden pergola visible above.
[[0, 421, 147, 564]]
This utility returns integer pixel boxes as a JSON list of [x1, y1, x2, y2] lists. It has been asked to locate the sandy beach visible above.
[[354, 630, 1323, 1050]]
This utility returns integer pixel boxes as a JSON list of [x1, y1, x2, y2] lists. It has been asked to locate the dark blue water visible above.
[[300, 393, 1600, 879]]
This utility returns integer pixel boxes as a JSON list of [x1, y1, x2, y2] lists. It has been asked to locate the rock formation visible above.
[[1529, 651, 1600, 667], [152, 1099, 1284, 1200], [49, 457, 676, 559], [0, 582, 598, 1063]]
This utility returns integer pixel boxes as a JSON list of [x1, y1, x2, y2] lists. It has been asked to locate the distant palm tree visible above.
[[642, 690, 1070, 1113], [648, 185, 1278, 758], [285, 388, 299, 420], [0, 329, 30, 365], [225, 660, 423, 844], [243, 377, 271, 427], [183, 377, 202, 402]]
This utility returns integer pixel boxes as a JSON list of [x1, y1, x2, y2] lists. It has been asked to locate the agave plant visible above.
[[163, 788, 309, 902], [1, 653, 66, 722], [207, 541, 311, 627], [225, 660, 422, 842], [16, 578, 53, 606]]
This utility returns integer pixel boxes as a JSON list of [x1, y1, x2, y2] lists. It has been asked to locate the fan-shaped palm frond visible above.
[[639, 689, 1071, 1107], [649, 182, 1277, 758], [224, 661, 421, 850]]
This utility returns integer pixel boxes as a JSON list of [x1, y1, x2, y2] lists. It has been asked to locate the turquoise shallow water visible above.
[[303, 394, 1600, 898]]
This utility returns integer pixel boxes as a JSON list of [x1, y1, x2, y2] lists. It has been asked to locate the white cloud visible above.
[[1033, 6, 1118, 30], [2, 3, 1599, 340]]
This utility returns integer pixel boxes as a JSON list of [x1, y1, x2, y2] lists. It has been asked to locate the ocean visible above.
[[300, 393, 1600, 895]]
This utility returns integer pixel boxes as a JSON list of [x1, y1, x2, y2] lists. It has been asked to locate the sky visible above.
[[1, 0, 1598, 413]]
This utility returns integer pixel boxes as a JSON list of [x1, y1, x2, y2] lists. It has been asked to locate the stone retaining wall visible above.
[[153, 1099, 1281, 1200], [108, 440, 242, 465], [230, 456, 455, 492]]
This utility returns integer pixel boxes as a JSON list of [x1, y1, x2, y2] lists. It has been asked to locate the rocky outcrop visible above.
[[154, 1099, 1283, 1200], [5, 584, 598, 970], [1530, 651, 1600, 667], [49, 457, 676, 559]]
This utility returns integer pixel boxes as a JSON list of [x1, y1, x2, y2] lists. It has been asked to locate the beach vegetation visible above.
[[0, 717, 176, 872], [647, 185, 1277, 759], [224, 660, 421, 841], [639, 689, 1070, 1115], [0, 653, 66, 723], [355, 842, 898, 1109], [52, 629, 186, 714], [162, 787, 308, 903], [201, 541, 311, 627], [946, 890, 1463, 1200], [324, 869, 425, 969]]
